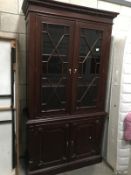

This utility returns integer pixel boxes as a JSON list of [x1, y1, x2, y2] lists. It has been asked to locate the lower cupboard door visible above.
[[27, 123, 69, 170], [70, 118, 104, 160]]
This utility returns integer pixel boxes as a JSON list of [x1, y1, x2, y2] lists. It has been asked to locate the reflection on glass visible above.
[[77, 28, 102, 108], [41, 23, 70, 112]]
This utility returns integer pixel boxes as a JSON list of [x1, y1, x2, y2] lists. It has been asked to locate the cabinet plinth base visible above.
[[29, 156, 102, 175]]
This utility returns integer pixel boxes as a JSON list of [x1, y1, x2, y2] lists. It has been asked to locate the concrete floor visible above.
[[20, 161, 114, 175], [57, 162, 114, 175]]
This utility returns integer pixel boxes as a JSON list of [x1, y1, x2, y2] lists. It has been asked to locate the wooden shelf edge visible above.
[[27, 111, 108, 125]]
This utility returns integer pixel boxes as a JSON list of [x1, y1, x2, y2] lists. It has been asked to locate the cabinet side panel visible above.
[[27, 13, 37, 118]]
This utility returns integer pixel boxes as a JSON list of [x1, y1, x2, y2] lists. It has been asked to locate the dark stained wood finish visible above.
[[26, 13, 37, 118], [23, 0, 118, 23], [71, 21, 112, 113], [70, 118, 104, 160], [28, 122, 69, 171], [22, 0, 118, 174], [27, 14, 114, 118], [28, 156, 102, 175], [27, 115, 105, 175], [27, 111, 107, 125], [37, 16, 75, 116]]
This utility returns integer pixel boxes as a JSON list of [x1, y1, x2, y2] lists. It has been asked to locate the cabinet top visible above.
[[22, 0, 118, 20]]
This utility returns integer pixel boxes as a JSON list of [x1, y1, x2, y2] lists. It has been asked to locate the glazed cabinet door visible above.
[[28, 122, 69, 171], [70, 117, 104, 160], [28, 14, 111, 118], [35, 15, 75, 118], [72, 22, 112, 113]]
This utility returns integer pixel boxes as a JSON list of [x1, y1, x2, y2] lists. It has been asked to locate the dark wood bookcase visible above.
[[22, 0, 118, 174]]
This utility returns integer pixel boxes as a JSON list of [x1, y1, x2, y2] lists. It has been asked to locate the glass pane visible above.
[[0, 41, 11, 95], [0, 98, 11, 107], [42, 33, 53, 54], [0, 111, 12, 121], [77, 28, 102, 108], [41, 23, 70, 112]]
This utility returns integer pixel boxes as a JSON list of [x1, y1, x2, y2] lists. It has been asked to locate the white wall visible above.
[[116, 28, 131, 174], [97, 1, 131, 174], [54, 0, 98, 8]]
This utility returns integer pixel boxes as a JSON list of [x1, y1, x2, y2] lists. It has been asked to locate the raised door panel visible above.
[[35, 16, 75, 118], [72, 21, 112, 113], [28, 122, 69, 171], [70, 117, 104, 160]]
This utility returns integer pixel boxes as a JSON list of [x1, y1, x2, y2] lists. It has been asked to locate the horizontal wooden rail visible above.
[[0, 106, 16, 111]]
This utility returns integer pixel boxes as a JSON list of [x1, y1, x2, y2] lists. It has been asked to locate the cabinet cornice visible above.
[[22, 0, 118, 20]]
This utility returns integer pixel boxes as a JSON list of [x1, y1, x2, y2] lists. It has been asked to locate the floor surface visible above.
[[57, 162, 114, 175]]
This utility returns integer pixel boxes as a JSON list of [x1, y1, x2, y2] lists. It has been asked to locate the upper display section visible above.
[[22, 0, 118, 22], [22, 0, 118, 118]]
